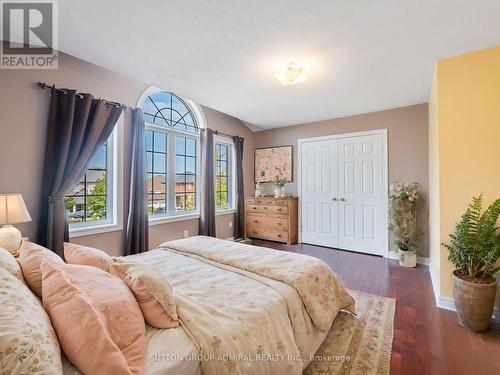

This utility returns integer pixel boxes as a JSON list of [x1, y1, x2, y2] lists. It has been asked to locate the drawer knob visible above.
[[278, 223, 282, 226], [277, 234, 282, 237], [253, 220, 259, 223]]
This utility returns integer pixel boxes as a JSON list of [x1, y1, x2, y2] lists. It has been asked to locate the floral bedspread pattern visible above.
[[0, 267, 63, 375], [161, 236, 355, 332]]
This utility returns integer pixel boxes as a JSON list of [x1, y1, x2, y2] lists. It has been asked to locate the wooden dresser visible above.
[[244, 196, 298, 245]]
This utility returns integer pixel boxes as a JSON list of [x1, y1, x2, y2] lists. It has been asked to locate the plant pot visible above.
[[452, 270, 497, 332], [398, 249, 417, 268]]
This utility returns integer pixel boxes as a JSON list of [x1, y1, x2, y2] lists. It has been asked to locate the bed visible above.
[[57, 236, 355, 374]]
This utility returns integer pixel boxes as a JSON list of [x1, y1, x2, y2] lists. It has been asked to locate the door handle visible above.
[[340, 197, 346, 201], [332, 197, 338, 201]]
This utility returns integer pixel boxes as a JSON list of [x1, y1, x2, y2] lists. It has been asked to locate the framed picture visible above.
[[254, 145, 293, 183]]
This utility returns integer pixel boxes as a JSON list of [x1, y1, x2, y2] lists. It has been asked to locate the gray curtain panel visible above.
[[37, 87, 122, 256], [123, 108, 149, 255], [232, 136, 245, 239], [199, 128, 216, 236]]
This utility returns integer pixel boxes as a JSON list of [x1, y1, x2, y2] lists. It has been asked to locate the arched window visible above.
[[139, 88, 204, 218]]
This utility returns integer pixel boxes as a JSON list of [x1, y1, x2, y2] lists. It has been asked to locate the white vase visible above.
[[398, 249, 417, 268], [254, 183, 262, 197], [274, 187, 284, 198]]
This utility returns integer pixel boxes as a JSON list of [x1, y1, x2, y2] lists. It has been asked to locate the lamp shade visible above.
[[0, 193, 32, 225]]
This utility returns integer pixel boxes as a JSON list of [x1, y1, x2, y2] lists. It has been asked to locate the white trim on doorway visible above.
[[297, 129, 389, 257]]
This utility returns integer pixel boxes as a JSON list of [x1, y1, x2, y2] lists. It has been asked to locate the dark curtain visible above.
[[199, 128, 216, 236], [232, 136, 245, 239], [123, 108, 149, 255], [37, 87, 122, 256]]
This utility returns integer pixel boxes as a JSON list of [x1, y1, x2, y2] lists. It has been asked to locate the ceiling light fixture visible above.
[[274, 61, 309, 86]]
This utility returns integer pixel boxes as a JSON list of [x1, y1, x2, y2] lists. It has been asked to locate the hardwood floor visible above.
[[249, 240, 500, 375]]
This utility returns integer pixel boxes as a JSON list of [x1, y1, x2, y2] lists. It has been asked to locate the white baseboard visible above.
[[437, 296, 456, 311]]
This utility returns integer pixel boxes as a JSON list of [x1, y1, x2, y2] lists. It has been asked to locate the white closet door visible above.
[[338, 134, 384, 255], [300, 139, 339, 248]]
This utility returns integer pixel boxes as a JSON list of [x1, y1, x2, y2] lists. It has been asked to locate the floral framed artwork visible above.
[[254, 145, 293, 183]]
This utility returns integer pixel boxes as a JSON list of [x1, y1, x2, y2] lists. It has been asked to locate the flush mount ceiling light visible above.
[[274, 61, 309, 86]]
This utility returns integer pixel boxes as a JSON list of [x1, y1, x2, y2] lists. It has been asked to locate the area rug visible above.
[[305, 289, 395, 375]]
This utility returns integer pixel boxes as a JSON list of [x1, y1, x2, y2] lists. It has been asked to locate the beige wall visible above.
[[0, 53, 253, 256], [253, 104, 430, 257], [429, 46, 500, 308]]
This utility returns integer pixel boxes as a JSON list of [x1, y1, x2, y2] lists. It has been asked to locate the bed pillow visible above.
[[110, 259, 179, 329], [17, 241, 64, 297], [0, 266, 63, 374], [41, 261, 146, 375], [0, 245, 23, 281], [64, 242, 112, 272]]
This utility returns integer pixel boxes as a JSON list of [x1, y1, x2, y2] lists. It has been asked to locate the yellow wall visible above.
[[429, 46, 500, 303]]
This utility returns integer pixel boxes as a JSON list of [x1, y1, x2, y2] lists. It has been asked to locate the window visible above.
[[141, 89, 201, 219], [215, 141, 233, 210], [175, 136, 197, 211], [145, 130, 167, 215], [65, 135, 114, 228]]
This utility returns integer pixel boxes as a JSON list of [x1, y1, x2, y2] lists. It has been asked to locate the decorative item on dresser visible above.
[[244, 196, 298, 245]]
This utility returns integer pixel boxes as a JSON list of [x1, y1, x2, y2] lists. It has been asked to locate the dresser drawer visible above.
[[246, 226, 288, 242], [246, 198, 288, 206], [246, 205, 288, 214], [247, 214, 288, 230]]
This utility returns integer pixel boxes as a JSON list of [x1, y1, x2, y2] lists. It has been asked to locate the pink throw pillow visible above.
[[110, 260, 179, 329], [17, 241, 64, 297], [64, 242, 112, 272], [41, 261, 146, 375]]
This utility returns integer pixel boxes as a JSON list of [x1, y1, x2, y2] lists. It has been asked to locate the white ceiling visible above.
[[58, 0, 500, 129]]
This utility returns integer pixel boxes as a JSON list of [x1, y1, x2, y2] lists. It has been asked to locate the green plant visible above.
[[389, 182, 421, 254], [442, 194, 500, 282], [274, 165, 288, 188]]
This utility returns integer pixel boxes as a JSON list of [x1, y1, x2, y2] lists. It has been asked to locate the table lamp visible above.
[[0, 193, 32, 254]]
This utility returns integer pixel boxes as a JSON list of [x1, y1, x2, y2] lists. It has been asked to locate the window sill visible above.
[[215, 208, 236, 216], [69, 223, 122, 239], [149, 213, 200, 226]]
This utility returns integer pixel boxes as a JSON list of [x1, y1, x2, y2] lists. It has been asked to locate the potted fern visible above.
[[442, 194, 500, 332], [389, 182, 421, 267]]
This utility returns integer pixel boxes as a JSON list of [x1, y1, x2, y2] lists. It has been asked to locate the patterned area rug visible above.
[[305, 289, 395, 375]]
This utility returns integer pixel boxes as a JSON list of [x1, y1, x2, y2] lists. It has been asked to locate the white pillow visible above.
[[0, 246, 23, 281], [0, 266, 63, 374]]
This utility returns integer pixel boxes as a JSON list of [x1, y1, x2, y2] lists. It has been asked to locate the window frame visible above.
[[214, 136, 236, 213], [68, 122, 123, 238], [146, 121, 201, 224]]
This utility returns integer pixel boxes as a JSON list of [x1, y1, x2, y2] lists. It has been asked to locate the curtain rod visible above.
[[203, 128, 243, 140], [36, 81, 136, 110]]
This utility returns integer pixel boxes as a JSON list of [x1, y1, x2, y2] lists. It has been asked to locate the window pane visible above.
[[153, 153, 166, 173], [175, 174, 186, 193], [185, 193, 196, 211], [89, 144, 107, 170], [153, 174, 166, 193], [175, 194, 185, 211], [153, 132, 166, 153], [175, 156, 185, 174], [175, 137, 185, 155], [185, 174, 196, 193], [219, 161, 228, 176], [146, 151, 153, 173], [219, 145, 228, 161], [141, 91, 199, 133], [145, 130, 153, 151], [186, 138, 196, 156], [186, 157, 196, 175], [150, 193, 166, 214], [146, 173, 153, 191]]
